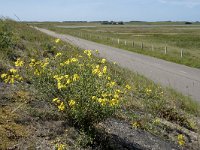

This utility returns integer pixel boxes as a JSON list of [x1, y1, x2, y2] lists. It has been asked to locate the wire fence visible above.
[[71, 32, 186, 59]]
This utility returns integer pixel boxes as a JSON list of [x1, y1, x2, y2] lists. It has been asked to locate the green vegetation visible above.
[[36, 22, 200, 68], [1, 20, 200, 149]]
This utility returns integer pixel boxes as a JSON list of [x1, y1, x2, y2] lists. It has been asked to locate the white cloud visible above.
[[158, 0, 200, 8]]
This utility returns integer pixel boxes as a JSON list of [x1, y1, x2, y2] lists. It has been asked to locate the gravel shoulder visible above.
[[36, 27, 200, 102]]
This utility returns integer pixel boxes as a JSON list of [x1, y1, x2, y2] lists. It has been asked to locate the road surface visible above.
[[36, 27, 200, 102]]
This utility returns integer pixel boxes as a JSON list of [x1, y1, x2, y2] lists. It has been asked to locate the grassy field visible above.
[[35, 22, 200, 68], [1, 20, 200, 149]]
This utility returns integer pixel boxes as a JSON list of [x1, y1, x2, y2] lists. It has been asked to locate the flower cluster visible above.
[[1, 68, 23, 84], [84, 50, 92, 58], [55, 52, 62, 58], [53, 74, 80, 90], [29, 58, 49, 75], [132, 121, 141, 129], [92, 65, 107, 77], [52, 98, 65, 111], [177, 134, 185, 146], [60, 57, 78, 66], [15, 58, 24, 67], [55, 143, 65, 150], [55, 38, 61, 44]]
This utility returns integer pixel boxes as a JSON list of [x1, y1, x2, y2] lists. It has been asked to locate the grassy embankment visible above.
[[36, 22, 200, 68], [1, 20, 200, 149]]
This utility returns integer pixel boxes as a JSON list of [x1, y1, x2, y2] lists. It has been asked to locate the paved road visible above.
[[36, 28, 200, 102]]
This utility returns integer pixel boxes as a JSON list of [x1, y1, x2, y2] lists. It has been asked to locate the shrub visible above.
[[1, 39, 131, 129], [0, 20, 15, 49]]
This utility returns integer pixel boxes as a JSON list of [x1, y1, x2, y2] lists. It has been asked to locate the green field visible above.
[[1, 20, 200, 149], [35, 22, 200, 68]]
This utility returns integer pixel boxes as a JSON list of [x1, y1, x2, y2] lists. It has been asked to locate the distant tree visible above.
[[118, 21, 124, 25], [185, 22, 192, 24]]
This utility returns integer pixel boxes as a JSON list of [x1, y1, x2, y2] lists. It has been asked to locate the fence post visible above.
[[132, 41, 134, 47], [125, 40, 127, 46], [165, 46, 167, 54], [181, 49, 183, 58], [118, 39, 120, 44]]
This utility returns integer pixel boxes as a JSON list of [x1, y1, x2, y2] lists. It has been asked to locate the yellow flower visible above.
[[55, 52, 62, 58], [178, 140, 185, 146], [107, 81, 116, 87], [57, 82, 66, 90], [110, 99, 119, 106], [115, 89, 122, 93], [15, 58, 24, 67], [92, 68, 99, 74], [10, 77, 15, 84], [177, 134, 185, 146], [55, 38, 61, 43], [70, 58, 78, 63], [92, 96, 96, 100], [34, 69, 40, 76], [107, 76, 111, 80], [66, 79, 71, 84], [53, 75, 59, 79], [102, 93, 107, 98], [103, 66, 107, 74], [125, 84, 131, 90], [69, 100, 76, 107], [1, 73, 7, 79], [64, 75, 69, 78], [95, 65, 100, 69], [98, 72, 103, 77], [101, 59, 106, 64], [178, 134, 184, 140], [52, 98, 61, 104], [58, 102, 65, 111], [73, 74, 79, 81], [84, 50, 92, 57], [41, 62, 49, 68], [114, 93, 119, 99], [98, 98, 107, 106], [10, 68, 17, 74], [29, 59, 36, 67], [15, 74, 23, 81], [132, 121, 140, 128], [56, 143, 65, 150], [4, 77, 10, 83], [62, 59, 70, 65]]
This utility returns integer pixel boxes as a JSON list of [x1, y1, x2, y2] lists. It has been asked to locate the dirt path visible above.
[[36, 27, 200, 102]]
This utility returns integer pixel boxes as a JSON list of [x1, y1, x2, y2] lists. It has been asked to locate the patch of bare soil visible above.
[[95, 118, 180, 150]]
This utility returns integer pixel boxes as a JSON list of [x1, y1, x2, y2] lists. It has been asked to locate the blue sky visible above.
[[0, 0, 200, 21]]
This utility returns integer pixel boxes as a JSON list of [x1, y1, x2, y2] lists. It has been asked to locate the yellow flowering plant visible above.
[[48, 50, 131, 127], [1, 48, 131, 129], [1, 68, 23, 84]]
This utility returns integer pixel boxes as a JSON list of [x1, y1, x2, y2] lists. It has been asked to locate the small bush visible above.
[[0, 20, 15, 49], [1, 40, 131, 129]]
